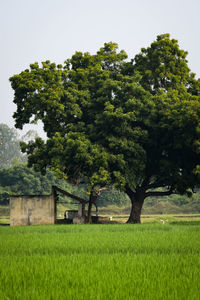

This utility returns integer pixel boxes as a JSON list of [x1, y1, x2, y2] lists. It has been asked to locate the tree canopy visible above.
[[10, 34, 200, 223]]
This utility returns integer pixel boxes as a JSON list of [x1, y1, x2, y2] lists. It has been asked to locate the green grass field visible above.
[[0, 223, 200, 300]]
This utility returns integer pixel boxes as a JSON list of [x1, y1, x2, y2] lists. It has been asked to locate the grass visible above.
[[1, 203, 200, 225], [0, 223, 200, 299], [0, 205, 9, 225]]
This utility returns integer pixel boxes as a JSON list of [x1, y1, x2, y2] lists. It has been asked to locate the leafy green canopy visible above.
[[10, 35, 200, 199], [132, 33, 200, 95], [0, 164, 55, 195], [10, 43, 143, 188]]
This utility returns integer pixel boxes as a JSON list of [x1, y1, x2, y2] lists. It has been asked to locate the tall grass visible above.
[[0, 224, 199, 299]]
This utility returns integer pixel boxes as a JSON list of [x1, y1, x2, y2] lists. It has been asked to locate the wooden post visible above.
[[78, 203, 83, 217], [87, 192, 93, 224], [52, 186, 58, 224]]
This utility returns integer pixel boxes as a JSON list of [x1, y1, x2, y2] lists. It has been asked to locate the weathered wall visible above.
[[10, 194, 55, 226]]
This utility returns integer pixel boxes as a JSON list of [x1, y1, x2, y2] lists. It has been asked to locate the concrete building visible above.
[[9, 186, 87, 226], [10, 193, 56, 226], [9, 186, 111, 226]]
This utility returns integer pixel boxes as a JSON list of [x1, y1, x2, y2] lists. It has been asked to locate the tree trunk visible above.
[[87, 192, 93, 224], [126, 188, 145, 224]]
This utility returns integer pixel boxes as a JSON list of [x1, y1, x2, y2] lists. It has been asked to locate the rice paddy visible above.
[[0, 223, 199, 299]]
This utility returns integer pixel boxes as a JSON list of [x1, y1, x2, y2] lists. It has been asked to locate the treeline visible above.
[[1, 162, 200, 211], [0, 163, 130, 207]]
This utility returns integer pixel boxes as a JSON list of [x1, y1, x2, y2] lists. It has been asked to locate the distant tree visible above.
[[0, 124, 25, 169], [0, 164, 53, 195], [10, 35, 200, 223], [98, 188, 129, 207]]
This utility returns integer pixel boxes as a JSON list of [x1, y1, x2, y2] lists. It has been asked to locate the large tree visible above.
[[10, 35, 200, 223]]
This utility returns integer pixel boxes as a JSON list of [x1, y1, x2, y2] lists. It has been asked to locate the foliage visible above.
[[0, 192, 9, 205], [9, 43, 136, 188], [98, 187, 129, 207], [0, 164, 54, 195]]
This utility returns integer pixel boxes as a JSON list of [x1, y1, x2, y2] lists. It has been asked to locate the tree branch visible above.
[[145, 187, 174, 198], [125, 184, 135, 199], [52, 186, 87, 203], [95, 187, 107, 195]]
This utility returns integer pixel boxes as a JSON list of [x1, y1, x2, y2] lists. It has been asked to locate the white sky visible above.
[[1, 0, 200, 137]]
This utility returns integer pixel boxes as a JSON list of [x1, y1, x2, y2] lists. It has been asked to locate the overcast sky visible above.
[[1, 0, 200, 137]]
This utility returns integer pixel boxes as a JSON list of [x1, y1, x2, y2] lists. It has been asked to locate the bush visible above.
[[0, 192, 10, 205]]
